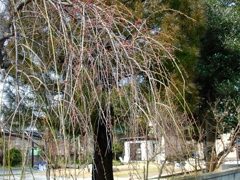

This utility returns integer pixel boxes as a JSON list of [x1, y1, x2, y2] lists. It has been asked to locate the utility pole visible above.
[[32, 140, 34, 168]]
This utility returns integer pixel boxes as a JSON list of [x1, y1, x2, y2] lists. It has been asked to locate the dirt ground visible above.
[[50, 162, 182, 179]]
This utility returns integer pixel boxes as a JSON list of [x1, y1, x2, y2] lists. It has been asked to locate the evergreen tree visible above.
[[122, 0, 206, 113], [197, 0, 240, 171]]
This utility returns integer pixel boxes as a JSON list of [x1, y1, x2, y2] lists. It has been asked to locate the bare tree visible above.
[[0, 0, 206, 179], [203, 100, 240, 172]]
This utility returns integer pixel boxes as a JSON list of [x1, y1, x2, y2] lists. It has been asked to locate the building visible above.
[[121, 135, 204, 164]]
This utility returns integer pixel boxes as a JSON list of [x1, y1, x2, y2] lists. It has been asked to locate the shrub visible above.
[[5, 148, 22, 166]]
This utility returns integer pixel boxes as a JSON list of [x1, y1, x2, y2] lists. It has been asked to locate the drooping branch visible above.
[[15, 0, 32, 11], [0, 0, 33, 42], [0, 0, 33, 66]]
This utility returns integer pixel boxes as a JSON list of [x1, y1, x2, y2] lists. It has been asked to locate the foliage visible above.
[[195, 0, 240, 172], [112, 160, 122, 166], [113, 142, 123, 153], [197, 0, 240, 130], [5, 148, 22, 166], [122, 0, 207, 113]]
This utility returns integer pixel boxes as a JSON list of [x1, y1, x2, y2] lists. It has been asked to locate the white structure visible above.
[[121, 136, 204, 164], [122, 137, 159, 163], [121, 133, 239, 165], [215, 133, 238, 161], [121, 136, 168, 163]]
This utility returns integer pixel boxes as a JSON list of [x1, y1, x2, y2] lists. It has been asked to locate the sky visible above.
[[0, 1, 5, 13]]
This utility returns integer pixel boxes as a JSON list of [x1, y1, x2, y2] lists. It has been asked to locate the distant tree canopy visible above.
[[195, 0, 240, 172], [197, 0, 240, 129], [121, 0, 207, 113]]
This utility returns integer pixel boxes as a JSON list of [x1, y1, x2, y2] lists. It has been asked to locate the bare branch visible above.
[[15, 0, 32, 11]]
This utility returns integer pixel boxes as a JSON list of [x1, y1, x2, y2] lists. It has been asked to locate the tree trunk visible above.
[[92, 117, 113, 180], [204, 108, 217, 172], [44, 139, 51, 180]]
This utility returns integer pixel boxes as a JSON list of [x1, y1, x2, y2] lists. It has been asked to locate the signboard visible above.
[[32, 149, 40, 156]]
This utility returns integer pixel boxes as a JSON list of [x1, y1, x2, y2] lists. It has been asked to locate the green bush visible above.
[[5, 148, 22, 166], [113, 160, 123, 166]]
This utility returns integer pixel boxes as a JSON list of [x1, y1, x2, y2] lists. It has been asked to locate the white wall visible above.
[[123, 139, 164, 162], [215, 133, 237, 160], [123, 141, 130, 162]]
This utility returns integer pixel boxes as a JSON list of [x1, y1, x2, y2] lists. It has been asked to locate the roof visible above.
[[121, 136, 156, 141]]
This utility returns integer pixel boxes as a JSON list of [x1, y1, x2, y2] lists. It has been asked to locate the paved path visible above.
[[0, 161, 204, 179], [0, 167, 46, 180]]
